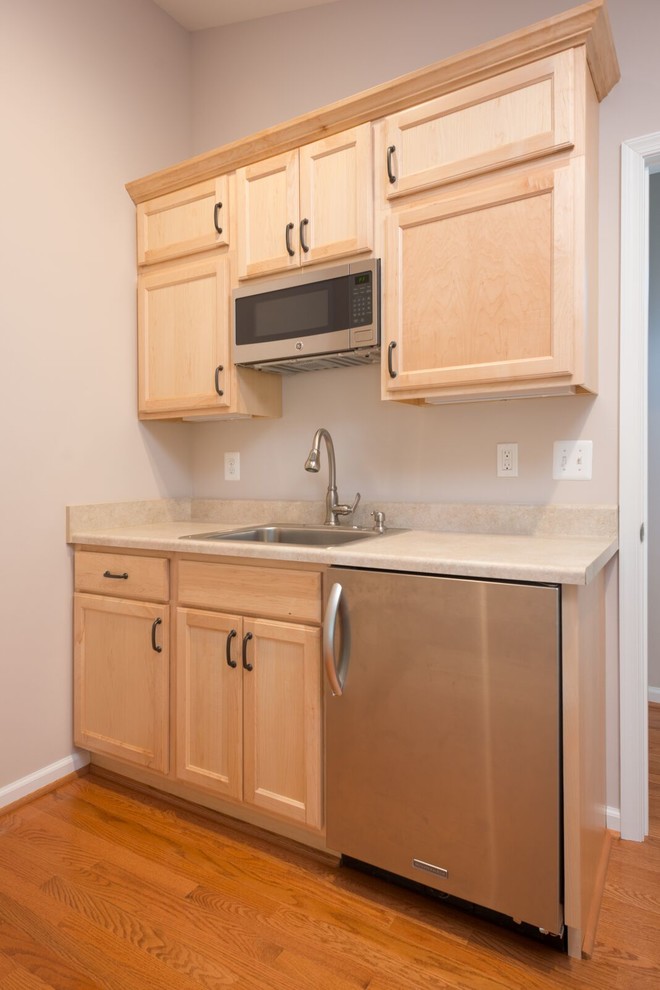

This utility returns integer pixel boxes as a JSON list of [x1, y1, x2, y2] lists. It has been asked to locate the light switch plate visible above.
[[552, 440, 592, 480]]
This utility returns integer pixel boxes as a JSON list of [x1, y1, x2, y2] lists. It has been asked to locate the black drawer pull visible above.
[[103, 570, 128, 580], [242, 631, 253, 671], [151, 617, 163, 653], [214, 365, 224, 397], [226, 629, 238, 668]]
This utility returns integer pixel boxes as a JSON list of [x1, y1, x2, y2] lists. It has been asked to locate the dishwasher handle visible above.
[[323, 582, 351, 696]]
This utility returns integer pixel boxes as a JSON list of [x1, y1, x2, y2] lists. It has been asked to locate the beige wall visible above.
[[0, 0, 192, 792]]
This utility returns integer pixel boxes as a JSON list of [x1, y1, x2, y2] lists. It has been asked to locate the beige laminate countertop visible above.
[[68, 515, 617, 586]]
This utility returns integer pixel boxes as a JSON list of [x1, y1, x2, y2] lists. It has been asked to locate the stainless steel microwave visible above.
[[232, 259, 380, 374]]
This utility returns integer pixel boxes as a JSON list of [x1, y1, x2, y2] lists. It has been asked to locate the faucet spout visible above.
[[304, 427, 359, 526]]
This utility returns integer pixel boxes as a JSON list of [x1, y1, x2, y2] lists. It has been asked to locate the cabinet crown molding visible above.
[[126, 0, 619, 205]]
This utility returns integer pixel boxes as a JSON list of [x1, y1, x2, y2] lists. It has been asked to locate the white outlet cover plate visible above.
[[552, 440, 592, 480], [224, 451, 240, 481], [497, 443, 518, 477]]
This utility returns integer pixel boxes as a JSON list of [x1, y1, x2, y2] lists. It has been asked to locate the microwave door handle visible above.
[[323, 582, 351, 696]]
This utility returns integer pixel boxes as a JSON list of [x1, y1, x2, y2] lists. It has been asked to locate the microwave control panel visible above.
[[350, 271, 373, 327]]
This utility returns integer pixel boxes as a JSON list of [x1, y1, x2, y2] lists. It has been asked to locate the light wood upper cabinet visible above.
[[381, 44, 598, 403], [383, 159, 583, 396], [236, 124, 373, 279], [137, 255, 231, 417], [137, 177, 228, 266], [382, 50, 576, 200]]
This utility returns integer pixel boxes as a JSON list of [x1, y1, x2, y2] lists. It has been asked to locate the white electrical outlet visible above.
[[497, 443, 518, 477], [552, 440, 592, 480], [224, 451, 240, 481]]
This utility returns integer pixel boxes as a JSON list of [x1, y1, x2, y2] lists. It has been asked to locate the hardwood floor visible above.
[[0, 707, 659, 990]]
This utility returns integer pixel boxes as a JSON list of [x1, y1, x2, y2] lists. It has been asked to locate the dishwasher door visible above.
[[324, 567, 562, 935]]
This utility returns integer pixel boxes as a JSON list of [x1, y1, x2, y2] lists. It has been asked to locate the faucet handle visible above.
[[334, 492, 361, 519]]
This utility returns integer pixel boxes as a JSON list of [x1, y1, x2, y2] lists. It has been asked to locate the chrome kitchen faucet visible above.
[[304, 427, 360, 526]]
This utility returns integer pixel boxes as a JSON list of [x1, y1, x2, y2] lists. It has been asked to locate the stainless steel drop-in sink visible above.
[[180, 523, 377, 547]]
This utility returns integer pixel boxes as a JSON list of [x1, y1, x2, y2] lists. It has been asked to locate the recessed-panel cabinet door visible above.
[[383, 160, 579, 396], [176, 608, 243, 800], [138, 255, 230, 415], [299, 124, 373, 265], [382, 50, 576, 199], [73, 594, 169, 773], [236, 150, 300, 278], [137, 177, 228, 266], [242, 618, 322, 828]]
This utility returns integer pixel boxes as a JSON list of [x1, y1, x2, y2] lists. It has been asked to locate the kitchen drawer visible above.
[[75, 551, 169, 602], [177, 559, 321, 624], [382, 48, 576, 199]]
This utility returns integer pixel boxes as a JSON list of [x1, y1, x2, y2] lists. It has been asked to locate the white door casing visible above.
[[619, 132, 660, 841]]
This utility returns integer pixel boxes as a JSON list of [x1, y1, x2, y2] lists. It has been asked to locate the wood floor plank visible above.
[[0, 871, 205, 990]]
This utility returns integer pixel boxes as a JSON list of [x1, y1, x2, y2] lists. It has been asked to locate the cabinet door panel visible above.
[[74, 594, 169, 772], [299, 124, 373, 265], [384, 161, 577, 394], [138, 256, 230, 415], [383, 50, 575, 198], [237, 150, 300, 278], [137, 177, 228, 266], [176, 608, 243, 799], [243, 618, 322, 828]]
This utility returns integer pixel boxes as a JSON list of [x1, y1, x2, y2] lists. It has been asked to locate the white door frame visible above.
[[619, 132, 660, 841]]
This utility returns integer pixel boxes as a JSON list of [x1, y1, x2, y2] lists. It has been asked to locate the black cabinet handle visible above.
[[226, 629, 237, 668], [285, 222, 295, 257], [151, 617, 163, 654], [214, 365, 224, 397], [213, 201, 223, 235], [242, 631, 253, 671], [300, 217, 310, 253], [387, 145, 397, 184], [387, 340, 398, 379], [103, 570, 128, 580]]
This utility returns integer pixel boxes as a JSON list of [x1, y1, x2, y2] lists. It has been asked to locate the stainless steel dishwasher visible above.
[[323, 566, 563, 937]]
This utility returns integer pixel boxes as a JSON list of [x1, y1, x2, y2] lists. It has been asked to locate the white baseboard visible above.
[[607, 804, 622, 833], [649, 685, 660, 704], [0, 751, 90, 810]]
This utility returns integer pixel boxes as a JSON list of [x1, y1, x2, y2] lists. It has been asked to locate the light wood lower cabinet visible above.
[[74, 549, 324, 833], [73, 593, 169, 773], [176, 607, 322, 828]]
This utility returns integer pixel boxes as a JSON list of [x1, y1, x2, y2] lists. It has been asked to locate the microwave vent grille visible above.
[[246, 348, 380, 375]]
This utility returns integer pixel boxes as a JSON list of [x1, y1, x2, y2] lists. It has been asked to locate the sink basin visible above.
[[180, 523, 377, 547]]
